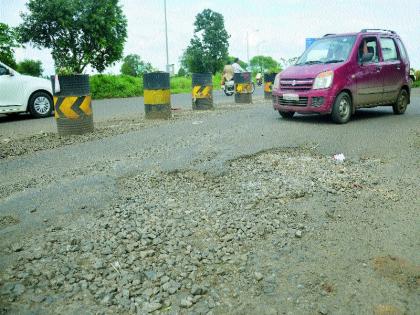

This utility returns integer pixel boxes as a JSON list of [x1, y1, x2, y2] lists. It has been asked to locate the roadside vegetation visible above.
[[414, 70, 420, 88], [90, 74, 223, 100]]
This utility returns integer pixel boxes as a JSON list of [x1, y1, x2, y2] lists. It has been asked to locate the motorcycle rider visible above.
[[255, 72, 262, 85], [232, 57, 244, 73], [221, 61, 234, 89]]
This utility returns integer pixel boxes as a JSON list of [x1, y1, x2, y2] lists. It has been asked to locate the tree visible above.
[[17, 59, 43, 77], [120, 54, 153, 77], [181, 9, 230, 74], [177, 67, 187, 77], [18, 0, 127, 74], [0, 23, 20, 68], [250, 55, 281, 73]]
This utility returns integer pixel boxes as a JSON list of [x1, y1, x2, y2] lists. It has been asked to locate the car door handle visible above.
[[396, 66, 401, 70], [376, 66, 382, 72]]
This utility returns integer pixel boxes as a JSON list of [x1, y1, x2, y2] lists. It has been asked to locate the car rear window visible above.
[[395, 38, 408, 61], [380, 38, 398, 61]]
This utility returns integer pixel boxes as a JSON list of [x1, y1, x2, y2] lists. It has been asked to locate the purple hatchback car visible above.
[[272, 29, 411, 123]]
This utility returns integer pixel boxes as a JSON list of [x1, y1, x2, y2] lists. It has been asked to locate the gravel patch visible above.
[[1, 147, 402, 314]]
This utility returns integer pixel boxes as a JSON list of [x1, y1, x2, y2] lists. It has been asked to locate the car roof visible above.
[[323, 30, 399, 39]]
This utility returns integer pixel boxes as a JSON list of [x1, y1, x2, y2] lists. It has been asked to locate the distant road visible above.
[[0, 87, 264, 137]]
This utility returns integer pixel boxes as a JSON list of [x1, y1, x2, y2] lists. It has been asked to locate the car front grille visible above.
[[280, 79, 313, 91], [273, 95, 308, 107]]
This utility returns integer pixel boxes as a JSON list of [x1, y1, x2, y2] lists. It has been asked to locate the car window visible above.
[[296, 36, 356, 65], [380, 38, 398, 62], [395, 38, 408, 61], [358, 37, 379, 63]]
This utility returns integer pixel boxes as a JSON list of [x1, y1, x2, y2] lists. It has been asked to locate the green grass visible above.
[[90, 74, 143, 100], [412, 80, 420, 88], [170, 76, 191, 94], [90, 74, 223, 100]]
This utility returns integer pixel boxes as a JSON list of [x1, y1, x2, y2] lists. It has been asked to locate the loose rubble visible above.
[[1, 148, 403, 314]]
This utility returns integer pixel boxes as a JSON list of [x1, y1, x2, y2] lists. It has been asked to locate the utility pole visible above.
[[164, 0, 169, 73], [246, 31, 249, 68], [246, 29, 259, 70]]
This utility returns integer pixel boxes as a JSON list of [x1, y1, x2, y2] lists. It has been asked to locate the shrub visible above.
[[170, 76, 192, 94], [17, 59, 43, 77], [90, 74, 143, 100], [89, 74, 223, 100], [415, 70, 420, 81]]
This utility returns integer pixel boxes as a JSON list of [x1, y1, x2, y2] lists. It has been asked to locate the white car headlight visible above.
[[313, 70, 334, 90], [273, 74, 281, 91]]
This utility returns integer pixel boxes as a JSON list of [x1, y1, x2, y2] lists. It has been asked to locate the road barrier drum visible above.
[[192, 73, 213, 110], [264, 73, 276, 99], [234, 72, 252, 104], [144, 72, 171, 119], [51, 74, 94, 136]]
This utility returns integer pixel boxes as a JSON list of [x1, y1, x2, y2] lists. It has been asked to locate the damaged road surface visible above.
[[1, 95, 419, 314]]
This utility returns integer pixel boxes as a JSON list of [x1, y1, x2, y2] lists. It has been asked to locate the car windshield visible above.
[[296, 35, 356, 65]]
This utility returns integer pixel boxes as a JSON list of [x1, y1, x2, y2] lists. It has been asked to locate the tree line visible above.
[[0, 1, 285, 78]]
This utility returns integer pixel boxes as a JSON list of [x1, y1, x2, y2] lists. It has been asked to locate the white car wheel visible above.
[[28, 92, 53, 118]]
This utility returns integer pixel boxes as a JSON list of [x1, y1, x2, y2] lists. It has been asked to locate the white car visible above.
[[0, 61, 53, 118]]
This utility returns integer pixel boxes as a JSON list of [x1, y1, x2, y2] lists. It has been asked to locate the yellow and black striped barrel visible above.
[[234, 72, 252, 104], [144, 72, 171, 119], [51, 74, 94, 136], [192, 73, 213, 110], [264, 73, 276, 99]]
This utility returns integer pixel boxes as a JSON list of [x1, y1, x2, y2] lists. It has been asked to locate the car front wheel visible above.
[[331, 92, 352, 124], [28, 91, 53, 118]]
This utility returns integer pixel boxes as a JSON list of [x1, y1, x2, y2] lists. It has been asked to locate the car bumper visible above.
[[272, 88, 336, 114]]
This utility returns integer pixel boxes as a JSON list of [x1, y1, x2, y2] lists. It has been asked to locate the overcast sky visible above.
[[1, 0, 419, 75]]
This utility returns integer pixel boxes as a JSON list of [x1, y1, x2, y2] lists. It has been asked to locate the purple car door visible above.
[[379, 37, 404, 103], [354, 36, 384, 107]]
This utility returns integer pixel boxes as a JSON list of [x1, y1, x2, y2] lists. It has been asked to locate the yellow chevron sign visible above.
[[264, 82, 273, 92], [236, 83, 252, 93], [144, 89, 171, 105], [54, 95, 92, 119], [192, 85, 212, 99]]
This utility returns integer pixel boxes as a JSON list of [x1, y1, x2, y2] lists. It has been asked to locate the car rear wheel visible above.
[[393, 89, 408, 115], [279, 111, 295, 119], [331, 92, 352, 124], [28, 91, 53, 118]]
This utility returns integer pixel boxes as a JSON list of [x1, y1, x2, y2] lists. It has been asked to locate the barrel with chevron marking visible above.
[[264, 73, 276, 99], [234, 72, 252, 104], [192, 73, 213, 110], [51, 74, 94, 136], [144, 72, 171, 119]]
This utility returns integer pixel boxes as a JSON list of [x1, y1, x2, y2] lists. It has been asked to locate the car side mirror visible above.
[[361, 52, 374, 64], [0, 68, 8, 76]]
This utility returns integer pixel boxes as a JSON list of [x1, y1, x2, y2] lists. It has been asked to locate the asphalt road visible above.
[[0, 88, 264, 138], [1, 88, 419, 233], [0, 87, 418, 139], [0, 87, 419, 314]]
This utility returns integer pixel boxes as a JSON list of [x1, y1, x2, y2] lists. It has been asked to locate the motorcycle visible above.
[[256, 77, 263, 86], [222, 80, 255, 96]]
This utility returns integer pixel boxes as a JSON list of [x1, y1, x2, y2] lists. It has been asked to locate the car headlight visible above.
[[313, 70, 334, 90], [273, 74, 281, 91]]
